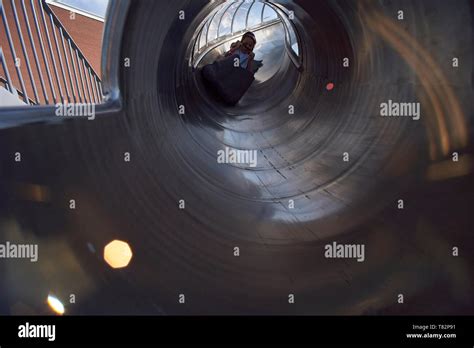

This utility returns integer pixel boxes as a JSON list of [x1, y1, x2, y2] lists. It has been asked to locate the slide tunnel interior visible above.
[[0, 0, 473, 315]]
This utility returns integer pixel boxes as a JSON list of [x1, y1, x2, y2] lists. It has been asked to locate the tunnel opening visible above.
[[124, 0, 373, 212], [189, 0, 303, 114], [95, 0, 473, 314], [123, 0, 405, 232], [119, 0, 428, 245]]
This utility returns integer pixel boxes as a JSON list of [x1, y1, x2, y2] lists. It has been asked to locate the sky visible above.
[[54, 0, 110, 18]]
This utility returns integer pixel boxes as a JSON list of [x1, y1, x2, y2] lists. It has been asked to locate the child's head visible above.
[[241, 32, 256, 54]]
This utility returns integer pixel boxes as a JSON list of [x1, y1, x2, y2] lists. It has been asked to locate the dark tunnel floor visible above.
[[0, 0, 473, 315]]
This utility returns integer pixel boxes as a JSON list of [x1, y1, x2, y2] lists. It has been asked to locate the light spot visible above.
[[426, 155, 473, 181], [47, 295, 65, 315], [104, 240, 133, 269], [326, 82, 335, 91]]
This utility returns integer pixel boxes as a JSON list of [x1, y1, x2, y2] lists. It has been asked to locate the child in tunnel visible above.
[[201, 31, 260, 105], [223, 31, 257, 72]]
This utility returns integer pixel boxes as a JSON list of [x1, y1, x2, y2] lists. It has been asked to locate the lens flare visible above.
[[47, 295, 65, 315], [104, 240, 133, 269]]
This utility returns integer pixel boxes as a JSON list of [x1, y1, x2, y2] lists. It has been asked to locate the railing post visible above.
[[39, 0, 64, 103], [80, 57, 92, 103], [75, 49, 87, 102], [30, 0, 57, 103], [87, 65, 98, 103], [1, 0, 29, 103], [21, 0, 49, 103], [67, 38, 82, 103], [49, 12, 70, 103], [0, 47, 18, 96], [59, 27, 76, 103], [11, 0, 39, 103]]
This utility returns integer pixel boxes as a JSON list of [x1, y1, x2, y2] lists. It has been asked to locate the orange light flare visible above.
[[103, 240, 133, 269], [361, 5, 469, 160], [426, 155, 474, 181]]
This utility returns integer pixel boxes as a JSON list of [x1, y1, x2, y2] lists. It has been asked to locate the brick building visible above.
[[0, 0, 104, 105]]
